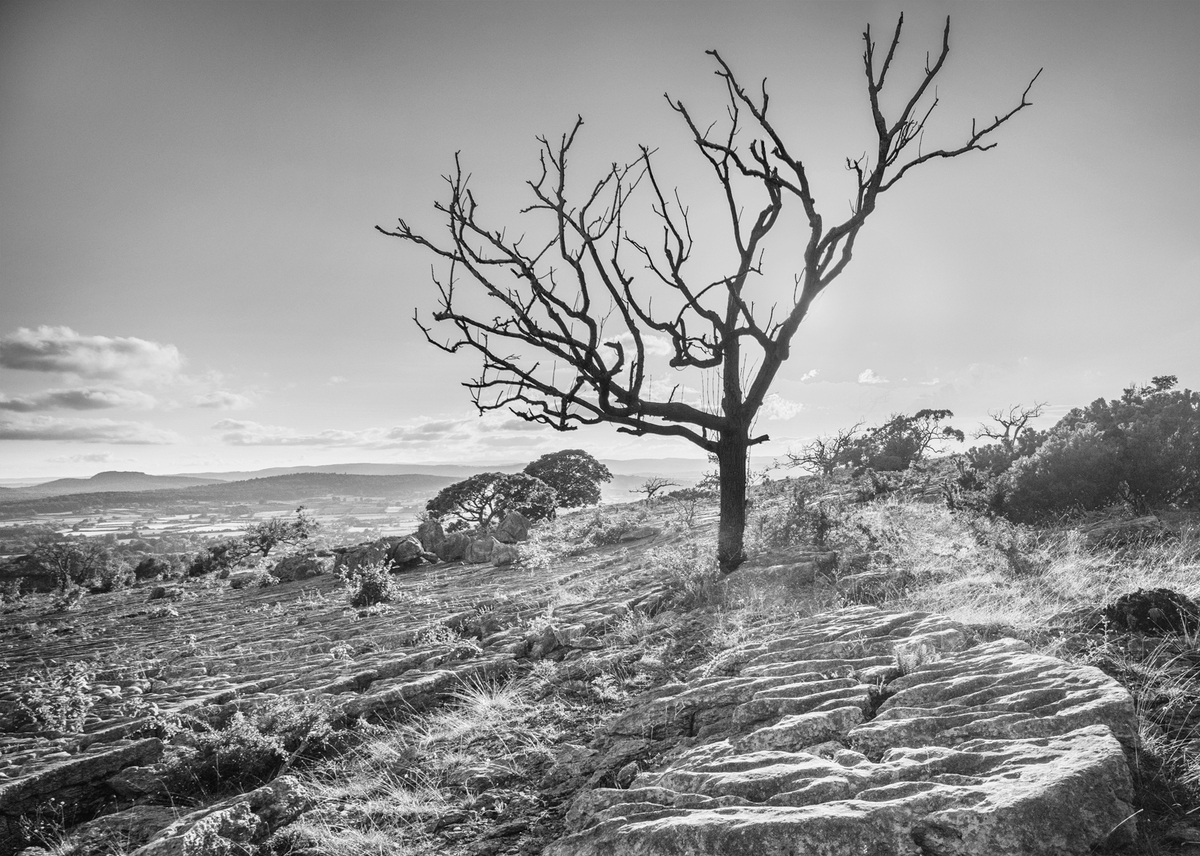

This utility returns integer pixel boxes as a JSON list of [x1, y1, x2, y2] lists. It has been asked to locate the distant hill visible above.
[[165, 458, 712, 482], [0, 472, 459, 518], [6, 471, 226, 499]]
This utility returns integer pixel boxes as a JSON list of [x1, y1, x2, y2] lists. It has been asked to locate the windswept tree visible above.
[[524, 449, 612, 508], [426, 472, 557, 532], [243, 507, 318, 558], [381, 16, 1039, 571]]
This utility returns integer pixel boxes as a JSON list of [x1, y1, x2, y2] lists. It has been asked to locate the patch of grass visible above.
[[280, 674, 583, 854], [648, 538, 720, 609]]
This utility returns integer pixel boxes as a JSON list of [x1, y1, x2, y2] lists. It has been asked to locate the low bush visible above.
[[752, 481, 841, 549], [187, 540, 251, 577], [164, 697, 334, 796], [339, 559, 400, 607], [651, 540, 720, 608], [14, 662, 97, 733], [89, 560, 135, 593], [956, 377, 1200, 522]]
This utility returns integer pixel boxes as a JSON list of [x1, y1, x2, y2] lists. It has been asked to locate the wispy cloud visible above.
[[0, 415, 181, 444], [212, 415, 554, 451], [0, 326, 184, 381], [0, 387, 156, 412], [604, 331, 673, 359], [213, 418, 476, 448], [760, 393, 803, 420], [193, 391, 254, 410], [47, 452, 126, 464], [800, 369, 819, 382], [858, 369, 889, 385]]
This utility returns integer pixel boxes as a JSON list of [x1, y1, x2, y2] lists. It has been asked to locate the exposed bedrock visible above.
[[549, 606, 1137, 856]]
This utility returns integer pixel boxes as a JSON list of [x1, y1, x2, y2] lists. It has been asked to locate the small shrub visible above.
[[651, 540, 720, 609], [165, 697, 334, 796], [134, 555, 183, 581], [753, 481, 843, 549], [339, 559, 399, 607], [15, 662, 97, 733], [89, 560, 135, 593], [188, 540, 251, 577], [1, 578, 23, 603]]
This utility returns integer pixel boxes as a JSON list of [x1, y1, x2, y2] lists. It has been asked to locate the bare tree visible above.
[[631, 477, 679, 503], [380, 16, 1039, 572], [780, 423, 864, 476], [974, 403, 1048, 452]]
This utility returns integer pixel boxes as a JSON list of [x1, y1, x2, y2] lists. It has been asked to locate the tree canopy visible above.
[[524, 449, 612, 508], [426, 472, 557, 532]]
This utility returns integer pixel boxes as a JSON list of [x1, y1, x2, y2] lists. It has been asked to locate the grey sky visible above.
[[1, 0, 1196, 477]]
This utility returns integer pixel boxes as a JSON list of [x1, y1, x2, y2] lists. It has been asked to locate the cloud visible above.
[[494, 418, 546, 432], [920, 377, 942, 386], [800, 369, 819, 382], [0, 415, 181, 444], [212, 418, 475, 448], [605, 332, 672, 358], [858, 369, 889, 385], [47, 452, 124, 464], [0, 387, 156, 411], [0, 326, 183, 381], [193, 391, 254, 410], [212, 414, 558, 451], [328, 376, 348, 384], [760, 393, 803, 421]]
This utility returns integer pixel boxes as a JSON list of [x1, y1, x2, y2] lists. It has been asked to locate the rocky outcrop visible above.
[[437, 531, 472, 562], [0, 738, 163, 852], [331, 542, 389, 575], [468, 536, 498, 564], [384, 535, 434, 569], [269, 553, 330, 582], [131, 775, 312, 855], [495, 510, 531, 544], [416, 517, 446, 554], [548, 607, 1137, 856], [1080, 515, 1170, 548]]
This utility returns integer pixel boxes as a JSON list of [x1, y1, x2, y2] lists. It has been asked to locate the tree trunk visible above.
[[716, 429, 749, 573]]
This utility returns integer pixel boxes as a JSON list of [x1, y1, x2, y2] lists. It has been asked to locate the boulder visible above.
[[332, 542, 389, 576], [416, 517, 447, 554], [468, 537, 498, 564], [1080, 515, 1170, 548], [132, 775, 312, 856], [492, 542, 520, 566], [437, 532, 472, 563], [227, 570, 264, 590], [386, 535, 432, 568], [107, 764, 169, 799], [1103, 587, 1200, 635], [495, 510, 531, 543], [270, 553, 330, 582], [617, 526, 661, 542]]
